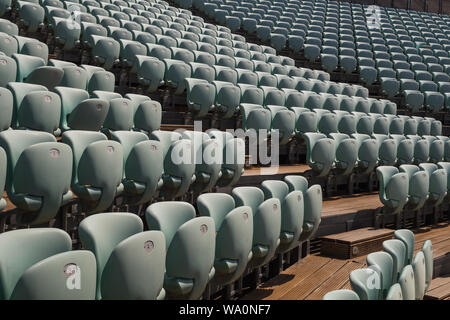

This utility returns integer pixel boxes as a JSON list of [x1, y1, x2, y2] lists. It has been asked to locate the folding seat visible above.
[[422, 240, 433, 291], [12, 54, 63, 90], [383, 239, 407, 282], [303, 132, 336, 178], [320, 53, 338, 73], [376, 166, 408, 215], [329, 133, 357, 176], [210, 81, 239, 119], [373, 116, 389, 135], [16, 2, 45, 33], [78, 212, 165, 300], [398, 265, 416, 300], [89, 35, 120, 70], [0, 19, 18, 36], [399, 165, 429, 212], [238, 84, 263, 105], [146, 201, 214, 300], [423, 136, 444, 163], [424, 91, 444, 113], [304, 44, 320, 62], [366, 251, 394, 299], [131, 55, 163, 92], [386, 283, 403, 300], [0, 228, 96, 300], [266, 105, 295, 145], [239, 103, 271, 135], [412, 251, 426, 300], [359, 65, 377, 85], [380, 77, 400, 98], [149, 130, 195, 200], [163, 59, 191, 95], [394, 229, 415, 265], [61, 131, 123, 214], [392, 135, 414, 165], [0, 54, 16, 87], [419, 163, 447, 207], [16, 90, 61, 134], [349, 268, 381, 300], [323, 289, 360, 300], [231, 186, 281, 268]]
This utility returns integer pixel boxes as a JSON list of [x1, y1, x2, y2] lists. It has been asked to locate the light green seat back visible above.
[[17, 2, 45, 32], [119, 39, 146, 67], [267, 105, 295, 145], [291, 108, 317, 135], [330, 133, 357, 176], [7, 82, 47, 128], [164, 58, 191, 94], [422, 240, 433, 290], [304, 132, 336, 178], [399, 265, 415, 300], [383, 239, 407, 282], [0, 19, 18, 36], [317, 110, 338, 135], [394, 229, 415, 265], [12, 53, 45, 83], [82, 66, 115, 93], [419, 163, 447, 207], [374, 134, 397, 166], [185, 78, 215, 118], [323, 289, 360, 300], [386, 283, 403, 300], [0, 54, 16, 87], [54, 87, 89, 131], [198, 193, 253, 285], [412, 251, 426, 300], [24, 65, 64, 91], [182, 130, 222, 193], [134, 100, 162, 133], [53, 17, 81, 50], [150, 131, 195, 199], [239, 103, 271, 132], [68, 98, 110, 131], [350, 267, 381, 300], [90, 35, 120, 69], [351, 134, 378, 174], [0, 88, 13, 131], [367, 251, 394, 299], [61, 130, 123, 214], [0, 146, 5, 210], [59, 66, 88, 90], [391, 134, 413, 165], [376, 166, 408, 215], [0, 228, 72, 300], [408, 135, 429, 163], [0, 130, 73, 225], [146, 201, 215, 300], [17, 91, 61, 134], [299, 184, 322, 242], [78, 212, 142, 299], [102, 98, 134, 131], [399, 165, 429, 211], [111, 131, 163, 205], [208, 130, 245, 188], [284, 175, 308, 193]]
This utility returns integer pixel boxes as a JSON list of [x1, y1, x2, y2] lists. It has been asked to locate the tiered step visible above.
[[424, 276, 450, 300]]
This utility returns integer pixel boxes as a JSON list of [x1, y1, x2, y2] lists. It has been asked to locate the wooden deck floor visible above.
[[322, 192, 382, 217], [242, 164, 310, 177], [242, 222, 450, 300], [425, 275, 450, 300]]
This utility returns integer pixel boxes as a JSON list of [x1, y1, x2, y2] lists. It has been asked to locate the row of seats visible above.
[[324, 229, 433, 300], [377, 163, 450, 215], [0, 129, 245, 225], [0, 174, 322, 299], [192, 0, 450, 111]]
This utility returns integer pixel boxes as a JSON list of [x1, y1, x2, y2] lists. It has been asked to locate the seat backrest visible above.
[[366, 251, 394, 299], [0, 228, 72, 300], [197, 193, 235, 232], [232, 186, 265, 214], [399, 264, 415, 300], [17, 91, 61, 133], [54, 87, 90, 131], [300, 184, 322, 242], [422, 240, 433, 290], [394, 229, 415, 265], [283, 175, 308, 193], [78, 212, 144, 299], [261, 180, 289, 201], [350, 267, 381, 300], [386, 283, 403, 300], [383, 239, 407, 282], [412, 250, 426, 300], [322, 289, 360, 300]]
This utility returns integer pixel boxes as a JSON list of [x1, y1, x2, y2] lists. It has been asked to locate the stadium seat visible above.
[[376, 166, 408, 215], [349, 268, 381, 300], [79, 212, 165, 300], [386, 283, 403, 300], [146, 201, 215, 300], [366, 251, 394, 299], [197, 193, 253, 286], [303, 132, 336, 178], [398, 265, 415, 300], [412, 251, 426, 300], [419, 163, 447, 207], [399, 165, 429, 212], [383, 239, 407, 282]]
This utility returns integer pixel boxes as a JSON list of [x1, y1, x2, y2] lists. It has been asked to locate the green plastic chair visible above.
[[118, 39, 146, 67], [61, 130, 123, 214], [423, 136, 444, 163], [0, 32, 18, 57], [394, 229, 415, 265], [386, 283, 403, 300], [110, 131, 163, 205], [17, 91, 61, 134], [0, 87, 13, 132], [350, 267, 381, 300], [53, 17, 81, 50], [267, 105, 295, 145], [212, 81, 240, 119], [232, 186, 281, 268], [391, 135, 413, 165], [367, 251, 394, 299], [419, 163, 447, 207], [164, 59, 191, 95], [437, 161, 450, 199], [181, 130, 222, 193], [81, 64, 114, 93], [185, 78, 215, 118], [0, 54, 16, 88], [239, 103, 271, 134], [88, 35, 120, 69], [283, 175, 308, 194], [197, 193, 253, 286], [329, 133, 357, 176], [422, 240, 433, 291], [101, 98, 134, 132], [376, 166, 408, 215], [323, 289, 360, 300], [0, 130, 73, 225], [16, 37, 48, 63], [303, 132, 335, 178], [133, 99, 162, 133], [374, 134, 397, 166], [412, 251, 426, 300], [261, 180, 304, 253], [190, 62, 215, 82], [399, 165, 429, 211], [351, 134, 378, 175], [150, 130, 195, 200], [0, 228, 96, 300], [383, 239, 407, 282], [398, 265, 415, 300], [17, 2, 45, 33], [133, 55, 165, 93], [79, 212, 166, 300], [146, 201, 215, 300], [299, 184, 322, 242], [0, 18, 18, 36]]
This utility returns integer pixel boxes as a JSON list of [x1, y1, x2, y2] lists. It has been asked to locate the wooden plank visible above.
[[425, 279, 450, 300], [305, 261, 365, 300], [242, 164, 310, 177], [278, 259, 348, 300], [321, 228, 394, 244], [241, 256, 331, 300]]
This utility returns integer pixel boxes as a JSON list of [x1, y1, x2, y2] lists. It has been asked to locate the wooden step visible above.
[[424, 275, 450, 300], [320, 227, 395, 259]]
